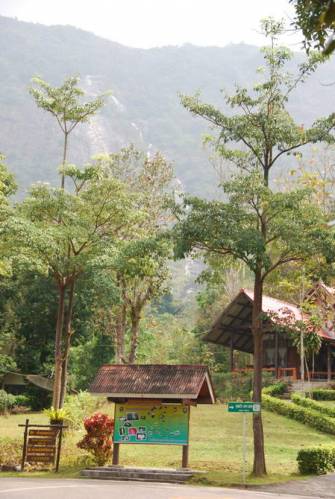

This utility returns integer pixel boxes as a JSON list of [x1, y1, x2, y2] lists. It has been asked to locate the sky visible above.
[[0, 0, 301, 49]]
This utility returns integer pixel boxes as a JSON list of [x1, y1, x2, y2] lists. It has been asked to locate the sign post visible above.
[[19, 420, 67, 472], [228, 402, 261, 486]]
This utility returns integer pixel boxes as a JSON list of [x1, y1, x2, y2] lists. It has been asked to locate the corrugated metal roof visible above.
[[89, 364, 215, 403], [243, 289, 302, 321]]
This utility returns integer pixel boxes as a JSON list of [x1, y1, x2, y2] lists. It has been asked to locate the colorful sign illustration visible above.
[[113, 402, 189, 445]]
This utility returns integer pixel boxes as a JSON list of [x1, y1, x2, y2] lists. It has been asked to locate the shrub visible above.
[[262, 381, 287, 397], [63, 392, 105, 430], [297, 447, 335, 475], [77, 413, 114, 466], [263, 394, 335, 434], [0, 438, 21, 466], [13, 395, 30, 407], [0, 390, 16, 414], [44, 406, 70, 424], [292, 393, 335, 418], [312, 389, 335, 401]]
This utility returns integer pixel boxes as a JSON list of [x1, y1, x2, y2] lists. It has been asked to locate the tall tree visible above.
[[15, 164, 140, 408], [29, 76, 105, 189], [178, 19, 335, 476], [93, 146, 173, 363]]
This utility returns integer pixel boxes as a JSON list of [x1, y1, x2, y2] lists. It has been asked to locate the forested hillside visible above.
[[1, 15, 335, 195]]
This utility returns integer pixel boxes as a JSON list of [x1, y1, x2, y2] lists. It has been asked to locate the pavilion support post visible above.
[[274, 330, 279, 379], [182, 445, 189, 469], [230, 333, 234, 372], [327, 343, 332, 383], [112, 443, 120, 466]]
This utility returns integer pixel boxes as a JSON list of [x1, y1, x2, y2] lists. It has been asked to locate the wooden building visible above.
[[204, 285, 335, 381]]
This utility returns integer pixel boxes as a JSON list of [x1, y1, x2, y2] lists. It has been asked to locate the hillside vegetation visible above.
[[1, 15, 335, 195]]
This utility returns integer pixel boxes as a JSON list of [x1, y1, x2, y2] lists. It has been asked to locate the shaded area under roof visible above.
[[0, 372, 53, 391], [89, 364, 215, 404]]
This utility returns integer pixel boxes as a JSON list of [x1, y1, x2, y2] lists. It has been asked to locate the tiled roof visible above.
[[89, 364, 215, 403]]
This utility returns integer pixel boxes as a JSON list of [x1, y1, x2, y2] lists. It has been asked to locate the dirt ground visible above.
[[255, 473, 335, 498]]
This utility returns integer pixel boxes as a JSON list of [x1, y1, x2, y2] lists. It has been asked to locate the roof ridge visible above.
[[242, 288, 299, 309]]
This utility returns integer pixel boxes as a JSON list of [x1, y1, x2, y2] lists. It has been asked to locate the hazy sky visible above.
[[0, 0, 300, 49]]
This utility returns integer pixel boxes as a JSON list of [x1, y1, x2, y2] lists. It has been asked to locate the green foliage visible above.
[[297, 446, 335, 475], [43, 406, 69, 423], [173, 170, 327, 278], [212, 371, 277, 401], [23, 384, 52, 411], [0, 390, 16, 414], [263, 393, 335, 434], [29, 76, 106, 135], [63, 392, 105, 430], [69, 335, 114, 391], [262, 382, 288, 397], [0, 354, 16, 375], [312, 389, 335, 400], [292, 393, 335, 418], [13, 394, 30, 408], [291, 0, 335, 54]]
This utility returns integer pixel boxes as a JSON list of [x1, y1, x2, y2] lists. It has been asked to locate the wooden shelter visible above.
[[89, 364, 215, 468], [205, 286, 335, 381], [0, 372, 53, 393]]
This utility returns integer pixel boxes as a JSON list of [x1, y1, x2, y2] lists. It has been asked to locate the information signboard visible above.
[[228, 402, 261, 413], [114, 402, 189, 445]]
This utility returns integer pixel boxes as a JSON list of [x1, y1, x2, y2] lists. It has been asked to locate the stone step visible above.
[[81, 467, 193, 484], [86, 466, 193, 475]]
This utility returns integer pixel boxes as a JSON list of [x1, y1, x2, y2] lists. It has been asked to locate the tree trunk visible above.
[[59, 279, 75, 407], [252, 271, 267, 476], [61, 131, 68, 190], [114, 288, 127, 363], [129, 306, 141, 363], [52, 283, 66, 409]]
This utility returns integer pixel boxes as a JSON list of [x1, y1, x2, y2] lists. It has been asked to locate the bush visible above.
[[297, 447, 335, 475], [77, 413, 114, 466], [312, 389, 335, 401], [63, 392, 105, 430], [14, 394, 30, 407], [263, 381, 287, 397], [292, 393, 335, 418], [0, 438, 21, 466], [263, 394, 335, 434], [0, 390, 16, 414]]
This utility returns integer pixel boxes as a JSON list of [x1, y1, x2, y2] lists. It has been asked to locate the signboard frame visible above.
[[19, 419, 67, 472], [113, 401, 190, 446], [112, 399, 191, 468]]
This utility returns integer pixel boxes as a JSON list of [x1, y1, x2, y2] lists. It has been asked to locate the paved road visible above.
[[0, 478, 325, 499]]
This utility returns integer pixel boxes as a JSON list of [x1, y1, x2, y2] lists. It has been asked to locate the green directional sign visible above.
[[228, 402, 261, 413]]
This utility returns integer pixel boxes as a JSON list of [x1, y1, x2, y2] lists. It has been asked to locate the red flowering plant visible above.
[[77, 413, 114, 466]]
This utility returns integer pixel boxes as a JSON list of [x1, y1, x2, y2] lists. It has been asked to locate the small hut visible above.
[[205, 285, 335, 381]]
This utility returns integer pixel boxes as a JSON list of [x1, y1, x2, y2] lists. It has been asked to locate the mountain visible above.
[[0, 15, 335, 196]]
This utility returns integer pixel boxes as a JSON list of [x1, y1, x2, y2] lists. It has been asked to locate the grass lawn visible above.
[[1, 404, 333, 486]]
